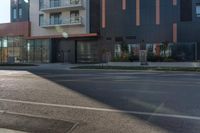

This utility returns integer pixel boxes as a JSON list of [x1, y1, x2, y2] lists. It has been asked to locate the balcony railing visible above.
[[40, 0, 84, 12], [40, 17, 83, 28]]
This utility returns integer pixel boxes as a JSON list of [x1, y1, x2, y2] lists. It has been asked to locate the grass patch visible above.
[[72, 65, 200, 72]]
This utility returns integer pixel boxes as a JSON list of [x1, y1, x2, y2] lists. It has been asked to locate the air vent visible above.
[[126, 36, 136, 39], [106, 37, 112, 40], [115, 37, 123, 42]]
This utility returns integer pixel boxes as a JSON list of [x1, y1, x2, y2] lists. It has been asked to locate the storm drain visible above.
[[0, 112, 77, 133]]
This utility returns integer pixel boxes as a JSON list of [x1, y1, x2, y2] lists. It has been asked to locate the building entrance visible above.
[[55, 40, 75, 63]]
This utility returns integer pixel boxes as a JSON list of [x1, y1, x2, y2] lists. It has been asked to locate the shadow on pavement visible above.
[[1, 68, 200, 133]]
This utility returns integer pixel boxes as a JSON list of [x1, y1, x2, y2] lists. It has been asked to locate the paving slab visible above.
[[0, 112, 76, 133], [0, 128, 28, 133]]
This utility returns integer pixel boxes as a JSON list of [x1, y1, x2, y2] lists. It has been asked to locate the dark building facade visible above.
[[10, 0, 29, 22], [97, 0, 200, 61]]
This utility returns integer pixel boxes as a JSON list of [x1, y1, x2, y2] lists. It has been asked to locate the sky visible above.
[[0, 0, 10, 23]]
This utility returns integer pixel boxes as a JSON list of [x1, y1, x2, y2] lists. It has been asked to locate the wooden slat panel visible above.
[[156, 0, 160, 25], [136, 0, 140, 26], [173, 23, 177, 43], [122, 0, 126, 10], [102, 0, 106, 28], [173, 0, 177, 6]]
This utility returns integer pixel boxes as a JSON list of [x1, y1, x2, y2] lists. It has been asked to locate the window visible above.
[[19, 8, 22, 18], [196, 3, 200, 17], [50, 13, 61, 25], [3, 39, 8, 48], [0, 38, 2, 48], [39, 14, 44, 26], [70, 11, 80, 23], [12, 0, 17, 5], [50, 0, 60, 8], [114, 44, 121, 57], [18, 0, 23, 4], [70, 0, 80, 5], [128, 44, 140, 55], [13, 8, 17, 19], [39, 0, 44, 10]]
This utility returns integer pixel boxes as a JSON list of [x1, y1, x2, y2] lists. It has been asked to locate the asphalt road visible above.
[[0, 68, 200, 133]]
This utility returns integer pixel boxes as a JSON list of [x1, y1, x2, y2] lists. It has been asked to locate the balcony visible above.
[[40, 0, 84, 12], [40, 17, 83, 28]]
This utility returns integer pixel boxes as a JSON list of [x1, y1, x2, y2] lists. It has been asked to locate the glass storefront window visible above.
[[3, 38, 8, 48], [27, 40, 35, 63], [42, 39, 50, 63], [2, 37, 8, 63], [0, 37, 50, 64], [0, 38, 2, 47], [127, 44, 140, 56], [0, 38, 2, 63], [77, 41, 97, 63], [27, 39, 50, 63], [114, 44, 121, 57], [34, 40, 42, 63]]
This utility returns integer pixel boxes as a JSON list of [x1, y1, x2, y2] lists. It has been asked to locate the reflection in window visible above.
[[77, 41, 96, 63], [114, 44, 121, 57], [13, 8, 17, 19], [128, 44, 140, 56], [39, 14, 44, 26], [27, 39, 50, 63], [50, 0, 60, 7], [0, 37, 50, 64], [39, 0, 44, 9], [196, 3, 200, 17], [70, 0, 80, 4], [50, 13, 61, 25], [19, 8, 22, 18], [3, 39, 7, 48]]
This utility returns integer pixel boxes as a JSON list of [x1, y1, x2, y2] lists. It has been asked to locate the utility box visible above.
[[139, 50, 148, 65]]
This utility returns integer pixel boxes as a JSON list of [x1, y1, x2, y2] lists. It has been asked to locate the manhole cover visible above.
[[0, 112, 77, 133]]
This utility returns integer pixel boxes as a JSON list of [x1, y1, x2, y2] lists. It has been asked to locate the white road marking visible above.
[[0, 98, 200, 121]]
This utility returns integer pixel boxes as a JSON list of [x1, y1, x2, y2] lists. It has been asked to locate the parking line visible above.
[[0, 98, 200, 121]]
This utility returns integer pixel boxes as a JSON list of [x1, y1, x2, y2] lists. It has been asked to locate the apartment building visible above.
[[27, 0, 100, 63]]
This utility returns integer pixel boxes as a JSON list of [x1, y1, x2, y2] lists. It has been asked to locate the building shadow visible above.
[[1, 68, 200, 133]]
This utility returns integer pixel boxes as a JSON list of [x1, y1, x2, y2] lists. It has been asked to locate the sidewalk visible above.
[[0, 62, 200, 71], [105, 62, 200, 68], [0, 63, 77, 70]]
